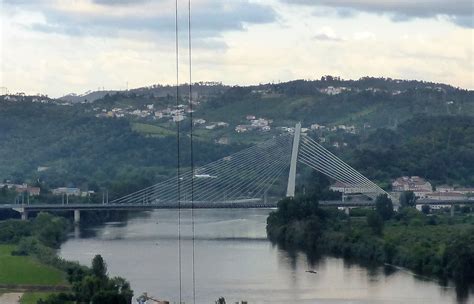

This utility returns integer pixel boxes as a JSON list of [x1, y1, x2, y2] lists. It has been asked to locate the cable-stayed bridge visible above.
[[3, 123, 388, 221]]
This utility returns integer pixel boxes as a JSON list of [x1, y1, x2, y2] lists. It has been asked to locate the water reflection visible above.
[[60, 209, 472, 304]]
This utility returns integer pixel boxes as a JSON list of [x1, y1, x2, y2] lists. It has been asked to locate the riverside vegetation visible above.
[[267, 194, 474, 290], [0, 213, 133, 303]]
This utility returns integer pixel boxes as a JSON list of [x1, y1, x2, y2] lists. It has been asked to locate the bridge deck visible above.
[[3, 201, 277, 212], [3, 198, 473, 213]]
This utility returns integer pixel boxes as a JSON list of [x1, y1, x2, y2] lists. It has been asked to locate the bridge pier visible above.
[[344, 207, 350, 216], [74, 209, 81, 225], [21, 210, 28, 221], [450, 205, 455, 217]]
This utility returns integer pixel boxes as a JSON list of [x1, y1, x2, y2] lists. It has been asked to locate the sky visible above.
[[0, 0, 473, 97]]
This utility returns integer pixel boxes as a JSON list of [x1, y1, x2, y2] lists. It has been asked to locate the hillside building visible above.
[[392, 176, 433, 198]]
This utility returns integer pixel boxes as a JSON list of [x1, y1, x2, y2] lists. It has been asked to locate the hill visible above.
[[1, 76, 473, 199]]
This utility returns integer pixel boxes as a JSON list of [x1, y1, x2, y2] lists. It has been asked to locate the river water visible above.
[[59, 209, 472, 304]]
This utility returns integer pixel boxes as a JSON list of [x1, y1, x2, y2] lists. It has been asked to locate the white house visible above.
[[330, 181, 364, 194], [216, 122, 229, 128], [436, 185, 454, 192], [52, 187, 81, 196], [426, 192, 466, 201], [193, 118, 206, 125], [392, 176, 433, 198], [172, 114, 185, 122], [455, 188, 474, 195]]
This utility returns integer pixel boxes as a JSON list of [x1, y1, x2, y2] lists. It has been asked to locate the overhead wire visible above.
[[174, 0, 182, 301], [187, 0, 196, 301]]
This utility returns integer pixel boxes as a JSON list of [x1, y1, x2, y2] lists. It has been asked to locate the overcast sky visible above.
[[1, 0, 473, 97]]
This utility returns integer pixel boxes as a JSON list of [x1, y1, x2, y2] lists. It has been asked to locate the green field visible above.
[[0, 245, 66, 285], [132, 122, 176, 137], [20, 292, 55, 304]]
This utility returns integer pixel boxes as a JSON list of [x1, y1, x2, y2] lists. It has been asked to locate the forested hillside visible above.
[[344, 115, 474, 187], [1, 77, 473, 197], [199, 77, 472, 128], [0, 102, 242, 194]]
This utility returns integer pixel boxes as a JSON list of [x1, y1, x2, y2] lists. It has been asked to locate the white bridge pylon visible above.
[[290, 123, 388, 199]]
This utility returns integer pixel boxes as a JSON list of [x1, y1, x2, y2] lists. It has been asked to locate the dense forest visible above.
[[342, 115, 474, 187], [0, 102, 243, 198]]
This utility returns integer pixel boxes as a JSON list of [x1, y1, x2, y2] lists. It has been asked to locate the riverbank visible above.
[[0, 244, 68, 303], [267, 196, 474, 289], [0, 214, 71, 303], [0, 213, 134, 303]]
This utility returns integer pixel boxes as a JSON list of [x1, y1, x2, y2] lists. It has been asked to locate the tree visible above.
[[367, 211, 384, 235], [399, 191, 416, 208], [92, 254, 107, 279], [375, 194, 394, 221], [216, 297, 226, 304], [444, 230, 474, 284], [0, 185, 7, 197], [421, 204, 431, 214]]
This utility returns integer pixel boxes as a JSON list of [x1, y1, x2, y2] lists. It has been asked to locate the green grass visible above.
[[333, 104, 381, 125], [131, 122, 175, 137], [0, 245, 66, 285], [20, 292, 55, 304]]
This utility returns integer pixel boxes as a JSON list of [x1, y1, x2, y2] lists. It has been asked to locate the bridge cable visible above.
[[297, 135, 387, 198], [174, 0, 183, 302], [110, 134, 293, 205], [300, 135, 386, 194]]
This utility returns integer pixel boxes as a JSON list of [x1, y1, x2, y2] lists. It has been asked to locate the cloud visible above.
[[92, 0, 150, 5], [313, 27, 344, 42], [4, 0, 277, 47], [283, 0, 474, 28], [352, 31, 376, 40]]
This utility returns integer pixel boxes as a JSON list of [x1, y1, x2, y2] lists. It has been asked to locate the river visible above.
[[59, 209, 472, 304]]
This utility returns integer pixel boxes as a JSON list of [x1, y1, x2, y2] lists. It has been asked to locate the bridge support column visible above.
[[74, 209, 81, 225], [344, 207, 350, 216], [450, 205, 455, 217], [286, 123, 301, 198], [21, 210, 28, 221]]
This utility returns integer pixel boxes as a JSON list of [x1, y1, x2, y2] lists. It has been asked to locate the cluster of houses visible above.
[[0, 182, 96, 198], [51, 187, 95, 197], [2, 94, 52, 104], [391, 176, 474, 201], [318, 86, 388, 96], [329, 176, 474, 202], [0, 183, 41, 196], [319, 86, 352, 95], [317, 85, 446, 97], [193, 119, 229, 130], [235, 116, 272, 133], [95, 104, 195, 122], [310, 123, 357, 134]]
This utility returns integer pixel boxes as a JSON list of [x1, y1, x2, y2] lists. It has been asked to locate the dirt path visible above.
[[0, 292, 23, 304]]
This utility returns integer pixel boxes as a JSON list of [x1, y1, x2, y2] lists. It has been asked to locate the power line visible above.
[[174, 0, 182, 301], [187, 0, 196, 301]]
